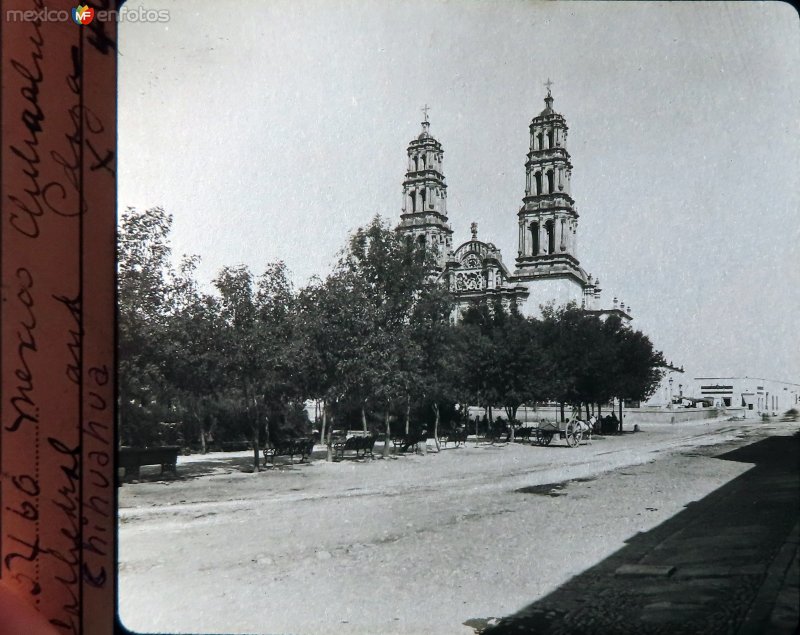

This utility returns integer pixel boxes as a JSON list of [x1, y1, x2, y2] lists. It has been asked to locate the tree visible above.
[[118, 206, 180, 446], [162, 256, 224, 453], [334, 216, 446, 456], [213, 262, 298, 471], [539, 303, 666, 424], [407, 277, 459, 449], [611, 325, 666, 421]]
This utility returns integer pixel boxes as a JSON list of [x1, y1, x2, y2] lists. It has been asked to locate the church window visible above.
[[414, 156, 419, 172], [548, 129, 555, 148], [530, 222, 540, 255], [537, 132, 544, 150], [421, 154, 427, 170], [421, 188, 427, 209], [411, 190, 417, 213], [534, 172, 542, 195], [546, 169, 554, 194], [546, 220, 555, 253]]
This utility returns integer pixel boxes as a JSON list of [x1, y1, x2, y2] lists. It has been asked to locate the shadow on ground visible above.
[[472, 432, 800, 635]]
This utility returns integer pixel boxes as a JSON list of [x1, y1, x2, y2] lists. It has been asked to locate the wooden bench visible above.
[[392, 431, 428, 453], [486, 426, 510, 444], [118, 446, 180, 480], [263, 438, 315, 467], [439, 429, 468, 447], [333, 435, 376, 460]]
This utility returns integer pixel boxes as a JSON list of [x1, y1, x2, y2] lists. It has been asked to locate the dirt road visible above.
[[119, 419, 795, 634]]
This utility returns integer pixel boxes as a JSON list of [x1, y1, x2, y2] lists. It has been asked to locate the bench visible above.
[[333, 435, 376, 460], [392, 431, 428, 453], [439, 428, 468, 447], [486, 426, 511, 444], [118, 446, 180, 480], [263, 438, 315, 467]]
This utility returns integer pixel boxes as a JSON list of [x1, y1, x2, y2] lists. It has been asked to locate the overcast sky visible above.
[[119, 1, 800, 386]]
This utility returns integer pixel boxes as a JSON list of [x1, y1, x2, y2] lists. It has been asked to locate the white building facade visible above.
[[695, 377, 800, 416]]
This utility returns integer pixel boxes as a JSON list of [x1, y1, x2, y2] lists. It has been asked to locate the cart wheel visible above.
[[539, 432, 553, 446], [565, 422, 582, 448]]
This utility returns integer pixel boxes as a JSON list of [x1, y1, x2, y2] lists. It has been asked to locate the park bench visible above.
[[333, 435, 376, 460], [263, 437, 315, 467], [118, 446, 180, 480], [486, 426, 511, 444], [392, 431, 428, 453], [439, 428, 468, 447]]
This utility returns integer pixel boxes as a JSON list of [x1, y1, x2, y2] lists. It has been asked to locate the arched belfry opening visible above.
[[536, 132, 544, 150], [545, 220, 555, 254], [548, 129, 555, 148], [534, 172, 542, 196], [546, 169, 555, 194], [530, 222, 540, 255]]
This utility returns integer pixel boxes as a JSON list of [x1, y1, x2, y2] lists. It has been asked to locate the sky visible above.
[[119, 0, 800, 386]]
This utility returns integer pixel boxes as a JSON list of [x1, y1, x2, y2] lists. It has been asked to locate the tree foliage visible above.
[[118, 208, 668, 464]]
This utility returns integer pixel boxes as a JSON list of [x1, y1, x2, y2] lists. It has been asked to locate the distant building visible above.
[[396, 89, 631, 322], [695, 377, 800, 415]]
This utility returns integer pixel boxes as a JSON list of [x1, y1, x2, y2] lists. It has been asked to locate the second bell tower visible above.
[[397, 107, 453, 270], [514, 86, 589, 309]]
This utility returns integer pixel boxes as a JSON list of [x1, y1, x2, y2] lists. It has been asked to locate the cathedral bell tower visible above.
[[514, 84, 589, 310], [397, 106, 453, 270]]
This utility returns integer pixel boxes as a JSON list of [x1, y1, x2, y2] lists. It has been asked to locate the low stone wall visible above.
[[622, 408, 720, 424]]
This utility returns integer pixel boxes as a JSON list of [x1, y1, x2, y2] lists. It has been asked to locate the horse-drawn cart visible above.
[[533, 419, 585, 448]]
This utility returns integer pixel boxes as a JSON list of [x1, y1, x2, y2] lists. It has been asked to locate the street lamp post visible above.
[[668, 377, 674, 409]]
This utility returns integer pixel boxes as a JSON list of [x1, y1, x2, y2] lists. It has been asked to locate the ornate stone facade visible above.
[[396, 92, 631, 322]]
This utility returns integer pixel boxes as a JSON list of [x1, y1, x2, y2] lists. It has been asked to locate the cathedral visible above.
[[396, 88, 632, 322]]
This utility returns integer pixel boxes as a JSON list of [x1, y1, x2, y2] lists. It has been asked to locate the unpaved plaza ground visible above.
[[118, 419, 796, 634]]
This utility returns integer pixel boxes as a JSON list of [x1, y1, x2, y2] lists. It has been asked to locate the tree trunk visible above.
[[584, 402, 590, 420], [383, 407, 391, 458], [475, 411, 480, 447], [362, 402, 368, 435], [246, 387, 260, 473], [560, 401, 565, 423], [432, 403, 440, 451], [598, 402, 602, 417], [251, 422, 260, 473], [404, 394, 410, 435], [319, 400, 327, 455], [509, 405, 517, 442], [326, 408, 334, 462], [619, 400, 623, 433]]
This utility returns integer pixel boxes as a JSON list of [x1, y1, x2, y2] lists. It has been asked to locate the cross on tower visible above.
[[544, 78, 553, 95], [421, 103, 430, 122]]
